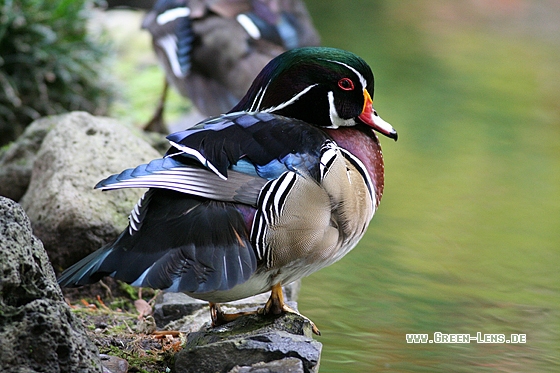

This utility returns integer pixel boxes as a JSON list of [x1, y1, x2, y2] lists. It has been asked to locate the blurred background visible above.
[[3, 0, 559, 371], [298, 1, 560, 372]]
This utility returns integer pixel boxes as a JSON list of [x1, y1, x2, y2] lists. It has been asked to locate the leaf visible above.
[[134, 299, 153, 319]]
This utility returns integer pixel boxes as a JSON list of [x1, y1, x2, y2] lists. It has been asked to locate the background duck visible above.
[[142, 0, 321, 132], [58, 47, 397, 335]]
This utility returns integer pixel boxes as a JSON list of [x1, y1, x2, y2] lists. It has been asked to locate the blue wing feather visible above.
[[166, 112, 329, 179]]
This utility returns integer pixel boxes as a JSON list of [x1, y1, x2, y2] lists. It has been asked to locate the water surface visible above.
[[299, 1, 560, 371]]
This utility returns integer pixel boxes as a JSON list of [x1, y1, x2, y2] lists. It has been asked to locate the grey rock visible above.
[[0, 115, 58, 201], [0, 196, 102, 373], [174, 312, 321, 373], [153, 292, 208, 329], [0, 114, 168, 203], [229, 357, 304, 373], [99, 354, 128, 373], [18, 111, 162, 272]]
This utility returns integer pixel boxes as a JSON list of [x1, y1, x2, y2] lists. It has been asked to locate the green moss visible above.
[[118, 282, 139, 300], [98, 337, 176, 373]]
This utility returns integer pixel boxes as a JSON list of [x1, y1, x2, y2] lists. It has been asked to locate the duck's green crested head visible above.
[[231, 47, 397, 140]]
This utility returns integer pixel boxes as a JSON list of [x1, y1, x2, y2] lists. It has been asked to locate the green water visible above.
[[297, 1, 560, 372]]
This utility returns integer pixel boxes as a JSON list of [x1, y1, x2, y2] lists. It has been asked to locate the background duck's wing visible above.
[[142, 0, 194, 79], [142, 0, 320, 116]]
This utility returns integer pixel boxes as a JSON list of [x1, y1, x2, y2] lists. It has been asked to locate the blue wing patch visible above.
[[166, 112, 330, 180]]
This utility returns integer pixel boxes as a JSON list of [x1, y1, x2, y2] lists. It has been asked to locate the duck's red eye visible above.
[[338, 78, 354, 91]]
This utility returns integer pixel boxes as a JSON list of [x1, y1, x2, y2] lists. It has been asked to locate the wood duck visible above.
[[142, 0, 320, 132], [58, 47, 397, 335]]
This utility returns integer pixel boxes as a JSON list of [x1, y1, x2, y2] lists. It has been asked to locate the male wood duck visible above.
[[58, 47, 397, 335], [142, 0, 320, 131]]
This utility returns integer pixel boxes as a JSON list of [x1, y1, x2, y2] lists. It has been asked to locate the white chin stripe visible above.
[[157, 7, 191, 25], [327, 91, 356, 128]]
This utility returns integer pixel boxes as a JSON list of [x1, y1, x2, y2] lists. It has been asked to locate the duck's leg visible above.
[[209, 302, 264, 326], [259, 283, 321, 335], [209, 302, 256, 326], [209, 284, 321, 335]]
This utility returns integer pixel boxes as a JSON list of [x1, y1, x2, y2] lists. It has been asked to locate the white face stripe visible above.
[[254, 60, 367, 116], [236, 14, 261, 39], [249, 87, 263, 112], [255, 83, 268, 111], [325, 59, 367, 90], [327, 91, 356, 128], [264, 84, 318, 113], [249, 82, 270, 112], [156, 7, 191, 25]]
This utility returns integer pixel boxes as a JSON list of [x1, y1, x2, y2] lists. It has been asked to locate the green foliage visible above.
[[119, 281, 140, 300], [0, 0, 114, 144]]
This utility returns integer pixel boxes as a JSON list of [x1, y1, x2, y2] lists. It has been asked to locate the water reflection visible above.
[[300, 1, 560, 371]]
